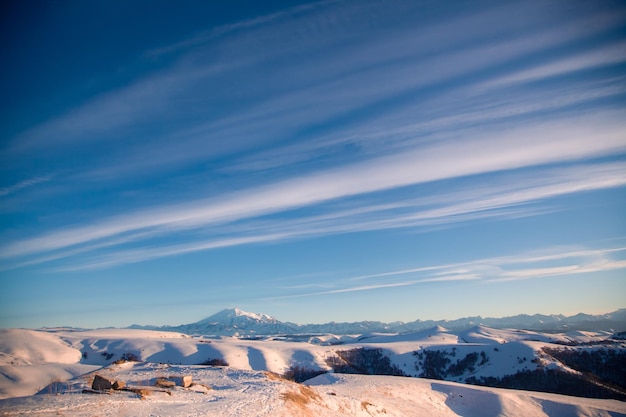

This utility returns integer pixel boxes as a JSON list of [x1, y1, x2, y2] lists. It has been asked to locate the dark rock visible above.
[[155, 379, 176, 388], [82, 389, 111, 395], [112, 380, 126, 390], [92, 375, 113, 391]]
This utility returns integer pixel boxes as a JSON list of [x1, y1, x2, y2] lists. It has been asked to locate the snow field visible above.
[[2, 363, 625, 417], [0, 325, 624, 416]]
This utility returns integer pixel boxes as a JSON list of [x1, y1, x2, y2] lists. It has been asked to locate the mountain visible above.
[[197, 307, 277, 324], [172, 308, 299, 336], [129, 308, 626, 336]]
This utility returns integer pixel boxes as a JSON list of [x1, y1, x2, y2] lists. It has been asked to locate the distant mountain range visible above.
[[129, 307, 626, 336]]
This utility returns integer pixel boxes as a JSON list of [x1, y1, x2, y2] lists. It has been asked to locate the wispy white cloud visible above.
[[4, 158, 625, 272], [219, 5, 626, 173], [493, 260, 626, 282], [48, 233, 292, 272], [0, 229, 163, 272], [270, 245, 626, 299], [226, 78, 626, 174], [6, 0, 624, 184], [370, 247, 626, 281], [0, 176, 52, 197], [146, 0, 340, 57], [2, 112, 624, 262], [273, 280, 424, 298], [481, 41, 626, 89]]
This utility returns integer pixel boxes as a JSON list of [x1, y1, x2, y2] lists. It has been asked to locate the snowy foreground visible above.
[[1, 362, 625, 417], [1, 327, 625, 416]]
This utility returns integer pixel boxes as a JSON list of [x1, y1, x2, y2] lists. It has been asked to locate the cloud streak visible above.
[[0, 176, 52, 197], [4, 0, 624, 183], [483, 40, 626, 89], [4, 158, 625, 272], [272, 245, 626, 299], [3, 112, 625, 260]]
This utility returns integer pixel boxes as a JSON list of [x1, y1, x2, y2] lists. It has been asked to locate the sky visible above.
[[1, 0, 625, 329]]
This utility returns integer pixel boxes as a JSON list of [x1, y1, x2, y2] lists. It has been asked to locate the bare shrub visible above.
[[282, 365, 326, 383], [199, 358, 229, 366]]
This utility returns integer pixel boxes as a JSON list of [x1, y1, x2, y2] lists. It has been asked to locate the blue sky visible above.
[[1, 0, 625, 329]]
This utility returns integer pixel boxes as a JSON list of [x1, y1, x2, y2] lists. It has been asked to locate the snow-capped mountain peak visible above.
[[198, 308, 278, 325], [172, 308, 297, 336]]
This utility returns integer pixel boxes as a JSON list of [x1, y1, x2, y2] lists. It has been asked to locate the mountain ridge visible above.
[[128, 308, 626, 336]]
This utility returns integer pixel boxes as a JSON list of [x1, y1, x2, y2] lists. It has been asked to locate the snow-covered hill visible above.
[[1, 324, 625, 403], [131, 308, 626, 336], [1, 362, 625, 417]]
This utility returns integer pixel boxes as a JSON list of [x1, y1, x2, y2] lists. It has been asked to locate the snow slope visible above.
[[0, 363, 624, 417], [0, 329, 82, 365], [0, 329, 100, 399], [1, 325, 624, 415], [0, 327, 619, 398]]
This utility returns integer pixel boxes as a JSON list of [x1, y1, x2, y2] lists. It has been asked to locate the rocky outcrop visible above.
[[112, 380, 126, 390], [155, 379, 176, 388], [155, 376, 193, 388], [91, 375, 113, 391], [91, 375, 127, 391]]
